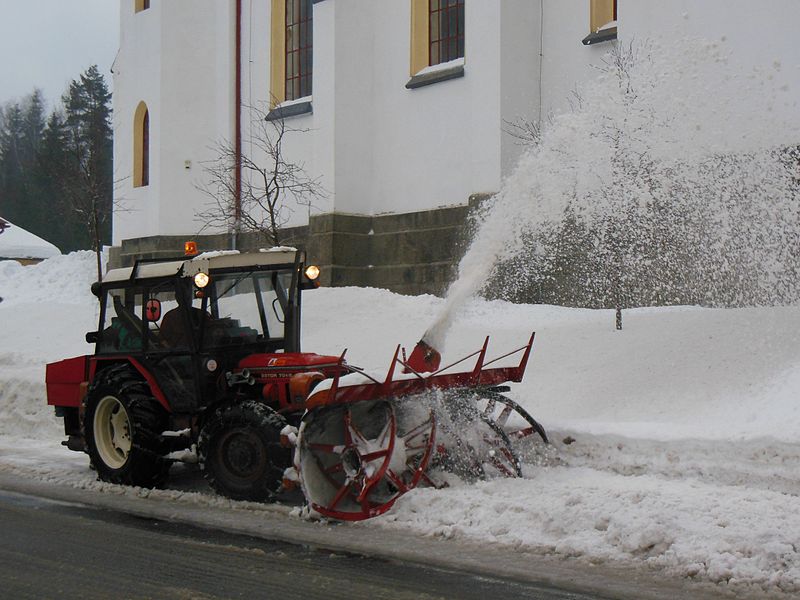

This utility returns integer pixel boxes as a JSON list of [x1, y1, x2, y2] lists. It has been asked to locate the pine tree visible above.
[[0, 102, 26, 223], [59, 65, 114, 276], [0, 90, 61, 246], [34, 111, 74, 251]]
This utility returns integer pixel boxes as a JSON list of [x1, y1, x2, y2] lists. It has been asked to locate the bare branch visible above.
[[196, 103, 326, 247]]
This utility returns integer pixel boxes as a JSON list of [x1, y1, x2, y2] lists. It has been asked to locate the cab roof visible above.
[[103, 248, 301, 285]]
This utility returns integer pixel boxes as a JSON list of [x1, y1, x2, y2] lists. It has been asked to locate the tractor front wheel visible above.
[[198, 401, 291, 502], [84, 365, 169, 488]]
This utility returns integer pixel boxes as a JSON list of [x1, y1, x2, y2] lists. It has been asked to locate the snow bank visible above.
[[0, 250, 97, 306], [2, 252, 800, 595], [0, 252, 98, 438], [382, 468, 800, 594]]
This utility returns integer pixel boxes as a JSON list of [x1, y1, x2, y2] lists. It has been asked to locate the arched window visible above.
[[135, 0, 151, 13], [133, 102, 149, 188]]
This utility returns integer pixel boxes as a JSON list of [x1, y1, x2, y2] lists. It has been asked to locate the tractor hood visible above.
[[237, 353, 343, 372]]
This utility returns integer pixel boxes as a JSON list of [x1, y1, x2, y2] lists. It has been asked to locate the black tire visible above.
[[198, 401, 291, 502], [83, 364, 170, 488]]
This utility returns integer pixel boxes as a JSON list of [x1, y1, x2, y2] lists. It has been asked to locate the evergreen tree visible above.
[[0, 102, 27, 223], [58, 65, 114, 274], [34, 111, 74, 251]]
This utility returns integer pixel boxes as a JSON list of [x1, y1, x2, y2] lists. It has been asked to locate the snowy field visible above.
[[2, 252, 799, 597]]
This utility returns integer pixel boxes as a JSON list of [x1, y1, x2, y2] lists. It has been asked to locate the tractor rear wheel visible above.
[[84, 364, 169, 488], [198, 401, 291, 502]]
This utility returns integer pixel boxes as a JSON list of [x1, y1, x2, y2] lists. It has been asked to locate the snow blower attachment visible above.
[[293, 333, 548, 521]]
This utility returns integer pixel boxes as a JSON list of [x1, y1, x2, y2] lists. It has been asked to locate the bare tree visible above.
[[197, 104, 325, 247]]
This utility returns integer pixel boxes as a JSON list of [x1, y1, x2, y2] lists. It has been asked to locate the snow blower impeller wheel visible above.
[[297, 400, 437, 520]]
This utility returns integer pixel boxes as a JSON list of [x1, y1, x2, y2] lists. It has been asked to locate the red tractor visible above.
[[46, 248, 547, 520]]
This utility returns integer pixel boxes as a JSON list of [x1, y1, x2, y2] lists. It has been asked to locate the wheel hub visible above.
[[341, 446, 364, 480], [221, 430, 265, 480], [94, 395, 132, 470]]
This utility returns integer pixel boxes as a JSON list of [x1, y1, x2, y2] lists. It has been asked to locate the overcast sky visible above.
[[0, 1, 120, 108]]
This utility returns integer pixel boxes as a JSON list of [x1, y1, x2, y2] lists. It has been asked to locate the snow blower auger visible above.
[[293, 334, 548, 521]]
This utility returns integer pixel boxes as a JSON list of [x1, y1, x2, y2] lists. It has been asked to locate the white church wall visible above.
[[113, 1, 163, 245], [620, 0, 799, 129], [329, 0, 379, 216], [308, 0, 337, 218], [539, 0, 609, 121], [538, 0, 799, 133], [239, 0, 330, 229], [158, 1, 232, 235], [354, 0, 502, 216], [113, 0, 235, 243], [500, 0, 541, 180]]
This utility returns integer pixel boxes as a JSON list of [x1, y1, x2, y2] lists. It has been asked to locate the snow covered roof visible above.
[[0, 217, 60, 260]]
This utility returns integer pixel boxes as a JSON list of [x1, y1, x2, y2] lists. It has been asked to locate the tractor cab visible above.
[[88, 248, 321, 413]]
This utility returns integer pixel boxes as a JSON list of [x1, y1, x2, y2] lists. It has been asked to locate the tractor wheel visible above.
[[198, 401, 291, 502], [84, 364, 169, 488]]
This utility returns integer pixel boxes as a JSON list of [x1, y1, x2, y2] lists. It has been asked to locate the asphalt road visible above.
[[0, 490, 607, 600]]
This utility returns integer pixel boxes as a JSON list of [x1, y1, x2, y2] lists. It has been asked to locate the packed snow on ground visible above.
[[2, 252, 800, 596]]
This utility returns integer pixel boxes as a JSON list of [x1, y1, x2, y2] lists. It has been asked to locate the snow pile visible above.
[[2, 252, 800, 594], [0, 251, 98, 439], [382, 468, 800, 592], [0, 250, 97, 306]]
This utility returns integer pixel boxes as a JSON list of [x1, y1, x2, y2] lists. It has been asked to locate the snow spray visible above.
[[415, 37, 800, 353]]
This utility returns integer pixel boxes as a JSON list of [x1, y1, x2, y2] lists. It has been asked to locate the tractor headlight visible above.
[[304, 265, 320, 281], [194, 272, 210, 288], [205, 358, 218, 373]]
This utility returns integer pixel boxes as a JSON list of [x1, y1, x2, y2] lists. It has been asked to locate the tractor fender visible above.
[[90, 356, 172, 413]]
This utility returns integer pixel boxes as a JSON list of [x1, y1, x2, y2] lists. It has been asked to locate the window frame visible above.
[[428, 0, 465, 67], [285, 0, 313, 102], [583, 0, 617, 45], [270, 0, 314, 111], [407, 0, 466, 89]]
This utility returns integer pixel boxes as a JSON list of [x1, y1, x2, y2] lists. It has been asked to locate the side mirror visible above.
[[85, 331, 99, 344], [145, 298, 162, 322]]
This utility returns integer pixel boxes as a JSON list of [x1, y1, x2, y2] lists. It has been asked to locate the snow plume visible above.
[[423, 38, 799, 349]]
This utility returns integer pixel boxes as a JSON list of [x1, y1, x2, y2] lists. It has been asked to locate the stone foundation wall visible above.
[[108, 197, 488, 296]]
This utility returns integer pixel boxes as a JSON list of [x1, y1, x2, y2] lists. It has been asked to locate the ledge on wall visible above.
[[266, 100, 313, 121], [582, 25, 617, 46], [406, 60, 465, 90]]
